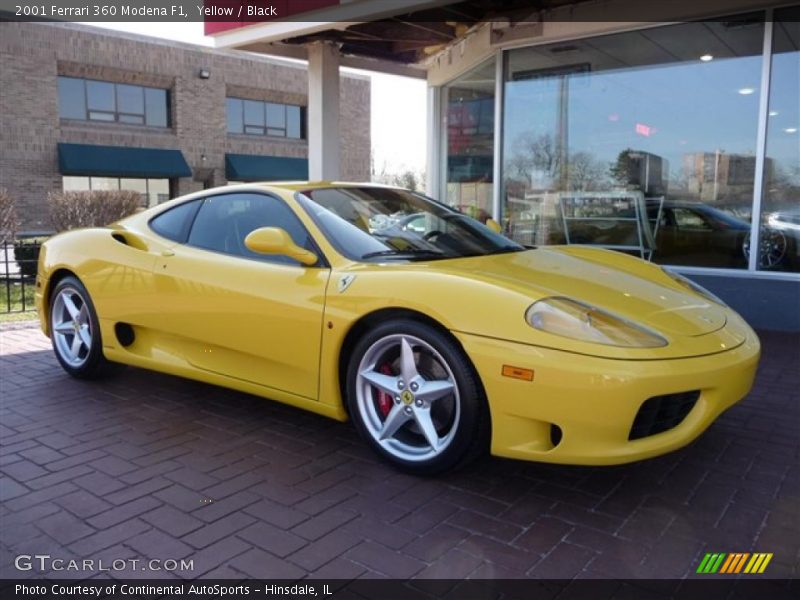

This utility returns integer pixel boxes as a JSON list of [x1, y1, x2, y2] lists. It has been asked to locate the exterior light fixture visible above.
[[769, 111, 779, 116], [737, 87, 755, 95], [700, 54, 713, 62], [785, 128, 798, 134], [198, 69, 211, 79]]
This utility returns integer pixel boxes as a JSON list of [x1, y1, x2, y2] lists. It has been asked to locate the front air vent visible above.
[[115, 322, 135, 347], [629, 391, 700, 440], [550, 424, 563, 448]]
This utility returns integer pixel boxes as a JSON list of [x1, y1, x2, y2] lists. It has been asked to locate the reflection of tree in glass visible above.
[[507, 132, 559, 188], [609, 148, 637, 188], [766, 162, 800, 209], [506, 131, 606, 192], [567, 152, 605, 191]]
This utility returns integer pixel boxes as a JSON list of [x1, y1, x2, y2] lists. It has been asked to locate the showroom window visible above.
[[62, 176, 171, 208], [443, 59, 496, 222], [226, 98, 304, 139], [759, 7, 799, 273], [57, 77, 170, 127], [500, 15, 766, 268]]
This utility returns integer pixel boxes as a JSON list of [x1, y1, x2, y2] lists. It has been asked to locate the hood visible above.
[[440, 247, 727, 338]]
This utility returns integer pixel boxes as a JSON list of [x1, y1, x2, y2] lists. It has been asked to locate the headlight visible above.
[[661, 267, 727, 306], [526, 297, 667, 348]]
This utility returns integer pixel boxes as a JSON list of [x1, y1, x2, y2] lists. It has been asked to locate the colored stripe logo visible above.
[[696, 552, 773, 574]]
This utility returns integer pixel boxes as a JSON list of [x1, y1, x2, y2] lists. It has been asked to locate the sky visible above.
[[79, 22, 428, 175]]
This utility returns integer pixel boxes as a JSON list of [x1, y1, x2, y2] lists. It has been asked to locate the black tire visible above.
[[345, 318, 490, 475], [48, 275, 122, 379]]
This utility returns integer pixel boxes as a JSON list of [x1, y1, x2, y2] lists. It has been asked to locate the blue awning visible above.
[[57, 143, 192, 178], [225, 154, 309, 182]]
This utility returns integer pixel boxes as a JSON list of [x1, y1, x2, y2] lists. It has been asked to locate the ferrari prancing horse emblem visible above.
[[338, 274, 356, 293], [401, 390, 415, 405]]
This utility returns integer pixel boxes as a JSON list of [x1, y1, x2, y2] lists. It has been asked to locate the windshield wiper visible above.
[[361, 248, 445, 260], [486, 245, 526, 255]]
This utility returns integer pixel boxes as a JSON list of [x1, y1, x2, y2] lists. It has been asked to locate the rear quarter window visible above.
[[148, 199, 202, 243]]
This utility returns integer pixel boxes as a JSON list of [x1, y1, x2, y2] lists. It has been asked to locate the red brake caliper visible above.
[[376, 363, 394, 418]]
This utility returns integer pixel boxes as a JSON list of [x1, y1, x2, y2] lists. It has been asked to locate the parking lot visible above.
[[1, 322, 797, 583]]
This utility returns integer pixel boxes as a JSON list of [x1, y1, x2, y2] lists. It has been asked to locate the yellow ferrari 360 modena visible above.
[[35, 182, 760, 474]]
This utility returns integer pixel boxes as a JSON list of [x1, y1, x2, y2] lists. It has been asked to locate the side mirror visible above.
[[485, 218, 503, 234], [244, 227, 318, 266]]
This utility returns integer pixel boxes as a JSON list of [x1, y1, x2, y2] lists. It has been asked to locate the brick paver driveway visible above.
[[1, 323, 797, 581]]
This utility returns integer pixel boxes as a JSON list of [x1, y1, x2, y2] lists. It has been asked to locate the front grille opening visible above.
[[629, 391, 700, 440]]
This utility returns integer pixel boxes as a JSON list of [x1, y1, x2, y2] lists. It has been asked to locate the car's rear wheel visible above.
[[49, 276, 121, 379], [345, 319, 489, 475], [743, 228, 788, 270]]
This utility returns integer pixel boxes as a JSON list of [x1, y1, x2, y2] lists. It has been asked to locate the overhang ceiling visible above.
[[241, 0, 591, 66]]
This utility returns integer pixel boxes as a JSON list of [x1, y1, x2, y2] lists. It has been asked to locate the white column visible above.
[[491, 50, 504, 221], [425, 85, 441, 197], [307, 41, 341, 181]]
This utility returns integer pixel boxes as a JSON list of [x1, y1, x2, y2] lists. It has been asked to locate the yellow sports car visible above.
[[35, 183, 760, 474]]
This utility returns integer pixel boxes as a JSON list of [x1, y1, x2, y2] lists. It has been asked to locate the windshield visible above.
[[295, 187, 524, 261]]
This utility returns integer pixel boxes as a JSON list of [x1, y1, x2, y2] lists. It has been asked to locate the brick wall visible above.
[[0, 22, 371, 232]]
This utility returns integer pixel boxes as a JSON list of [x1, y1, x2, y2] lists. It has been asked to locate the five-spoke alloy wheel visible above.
[[346, 319, 488, 474], [49, 276, 119, 379]]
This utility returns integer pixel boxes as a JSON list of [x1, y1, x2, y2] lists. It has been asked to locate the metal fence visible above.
[[2, 239, 41, 314]]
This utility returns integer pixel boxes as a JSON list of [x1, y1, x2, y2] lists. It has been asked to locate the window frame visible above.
[[57, 76, 171, 128], [147, 198, 203, 244], [62, 175, 171, 208], [153, 191, 328, 268], [225, 97, 306, 140]]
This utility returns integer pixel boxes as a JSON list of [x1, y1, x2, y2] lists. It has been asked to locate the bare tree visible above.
[[568, 151, 605, 191], [507, 131, 565, 191], [372, 161, 426, 192], [0, 189, 20, 243]]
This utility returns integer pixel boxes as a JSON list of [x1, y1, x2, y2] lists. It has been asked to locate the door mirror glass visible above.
[[244, 227, 318, 266]]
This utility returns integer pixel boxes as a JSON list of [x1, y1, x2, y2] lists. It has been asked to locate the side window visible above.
[[187, 193, 312, 265], [149, 199, 202, 243], [674, 208, 712, 231]]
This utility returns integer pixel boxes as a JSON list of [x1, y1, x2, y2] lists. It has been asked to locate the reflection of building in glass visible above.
[[445, 60, 496, 215], [207, 3, 800, 327], [683, 152, 772, 204], [616, 151, 670, 196]]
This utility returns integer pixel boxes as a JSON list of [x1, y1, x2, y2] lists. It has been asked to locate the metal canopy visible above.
[[226, 0, 589, 68]]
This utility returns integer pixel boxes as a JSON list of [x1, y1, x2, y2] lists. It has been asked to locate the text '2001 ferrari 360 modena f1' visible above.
[[35, 182, 760, 474]]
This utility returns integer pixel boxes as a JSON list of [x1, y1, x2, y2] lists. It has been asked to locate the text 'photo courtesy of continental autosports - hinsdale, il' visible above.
[[36, 182, 761, 475]]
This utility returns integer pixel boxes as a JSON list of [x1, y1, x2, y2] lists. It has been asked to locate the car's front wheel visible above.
[[346, 319, 489, 475], [49, 276, 121, 379]]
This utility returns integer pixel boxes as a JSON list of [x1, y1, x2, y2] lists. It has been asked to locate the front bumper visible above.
[[454, 326, 760, 465], [34, 274, 48, 336]]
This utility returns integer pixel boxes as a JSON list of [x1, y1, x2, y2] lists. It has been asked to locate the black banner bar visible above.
[[0, 0, 798, 24], [1, 579, 798, 600]]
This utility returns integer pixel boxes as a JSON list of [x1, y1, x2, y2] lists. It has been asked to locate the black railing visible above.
[[2, 239, 41, 314]]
